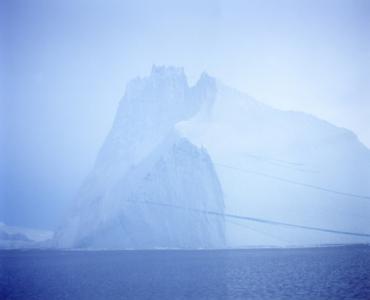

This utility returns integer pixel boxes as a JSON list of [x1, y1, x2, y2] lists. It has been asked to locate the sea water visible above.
[[1, 245, 370, 299]]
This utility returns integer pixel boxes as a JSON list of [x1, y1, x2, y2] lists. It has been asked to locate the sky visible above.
[[1, 0, 369, 230]]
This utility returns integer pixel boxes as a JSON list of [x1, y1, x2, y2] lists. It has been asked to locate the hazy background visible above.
[[1, 0, 369, 230]]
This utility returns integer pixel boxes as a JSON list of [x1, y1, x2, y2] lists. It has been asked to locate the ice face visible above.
[[54, 67, 225, 249], [70, 136, 225, 249]]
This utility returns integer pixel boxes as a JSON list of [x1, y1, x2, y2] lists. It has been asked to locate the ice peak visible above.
[[199, 72, 214, 83], [151, 65, 186, 80], [193, 71, 216, 91]]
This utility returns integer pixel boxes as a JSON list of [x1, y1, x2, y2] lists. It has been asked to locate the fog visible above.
[[1, 0, 369, 231]]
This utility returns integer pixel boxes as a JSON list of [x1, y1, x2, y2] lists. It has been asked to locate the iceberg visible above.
[[55, 66, 370, 249]]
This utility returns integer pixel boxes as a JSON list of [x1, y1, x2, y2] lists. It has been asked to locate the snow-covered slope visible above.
[[177, 81, 370, 247], [55, 66, 225, 249], [56, 66, 370, 249]]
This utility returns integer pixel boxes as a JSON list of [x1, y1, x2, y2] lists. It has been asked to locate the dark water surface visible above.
[[1, 245, 370, 299]]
